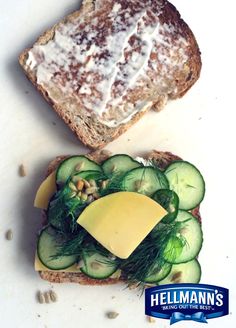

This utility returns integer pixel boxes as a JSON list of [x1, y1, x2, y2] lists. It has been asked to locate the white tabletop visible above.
[[0, 0, 235, 327]]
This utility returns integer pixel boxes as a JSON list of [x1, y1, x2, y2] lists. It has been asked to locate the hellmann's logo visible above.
[[145, 283, 229, 325]]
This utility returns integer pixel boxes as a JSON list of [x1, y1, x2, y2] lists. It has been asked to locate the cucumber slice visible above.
[[56, 156, 102, 185], [80, 252, 118, 279], [143, 262, 172, 283], [121, 167, 169, 196], [158, 259, 201, 284], [152, 189, 179, 223], [102, 154, 141, 177], [163, 210, 203, 264], [37, 226, 77, 270], [165, 161, 205, 210]]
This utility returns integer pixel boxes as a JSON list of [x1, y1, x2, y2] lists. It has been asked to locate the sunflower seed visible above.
[[76, 179, 84, 191], [106, 311, 119, 319], [75, 162, 84, 172], [19, 164, 26, 177], [6, 229, 13, 240], [44, 292, 51, 303], [147, 316, 155, 323], [85, 187, 97, 195], [81, 193, 88, 201], [101, 149, 112, 156], [110, 165, 116, 173], [69, 182, 77, 191], [49, 290, 58, 303], [38, 291, 45, 304], [88, 179, 96, 187], [83, 180, 90, 188], [101, 180, 109, 189], [93, 192, 100, 199], [91, 262, 102, 270]]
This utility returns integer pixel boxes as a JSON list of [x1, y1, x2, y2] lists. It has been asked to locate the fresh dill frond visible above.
[[118, 222, 185, 284], [47, 180, 87, 233], [51, 229, 88, 259]]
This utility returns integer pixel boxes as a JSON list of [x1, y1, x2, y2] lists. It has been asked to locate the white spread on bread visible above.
[[26, 0, 189, 127]]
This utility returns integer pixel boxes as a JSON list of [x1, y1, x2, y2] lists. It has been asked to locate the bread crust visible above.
[[39, 149, 202, 284], [19, 0, 201, 149]]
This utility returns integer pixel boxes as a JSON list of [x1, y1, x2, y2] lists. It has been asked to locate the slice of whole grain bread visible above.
[[39, 149, 201, 284], [19, 0, 201, 149]]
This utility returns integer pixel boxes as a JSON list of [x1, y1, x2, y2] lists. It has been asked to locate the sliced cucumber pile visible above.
[[56, 156, 102, 185], [80, 252, 118, 279], [163, 210, 203, 264], [165, 161, 205, 210], [144, 262, 172, 283], [121, 167, 169, 196], [152, 189, 179, 223], [158, 259, 201, 285], [37, 227, 77, 270], [102, 154, 141, 177]]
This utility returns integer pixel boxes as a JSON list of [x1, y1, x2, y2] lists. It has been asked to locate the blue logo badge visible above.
[[145, 283, 229, 325]]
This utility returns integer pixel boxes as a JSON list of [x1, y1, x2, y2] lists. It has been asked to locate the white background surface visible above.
[[0, 0, 235, 327]]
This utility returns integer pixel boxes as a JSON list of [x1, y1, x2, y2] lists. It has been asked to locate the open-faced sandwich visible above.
[[34, 150, 205, 287]]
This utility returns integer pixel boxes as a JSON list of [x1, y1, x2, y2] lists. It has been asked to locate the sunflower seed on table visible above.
[[147, 316, 156, 323], [44, 292, 51, 303], [37, 291, 45, 304], [6, 229, 13, 240], [19, 164, 26, 177], [106, 311, 119, 319], [49, 290, 58, 303]]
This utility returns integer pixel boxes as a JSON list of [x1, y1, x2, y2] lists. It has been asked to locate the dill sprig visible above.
[[116, 222, 186, 284], [51, 229, 88, 259], [47, 180, 87, 233]]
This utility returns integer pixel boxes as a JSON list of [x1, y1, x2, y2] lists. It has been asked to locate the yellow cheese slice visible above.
[[77, 191, 167, 259], [34, 171, 57, 209]]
